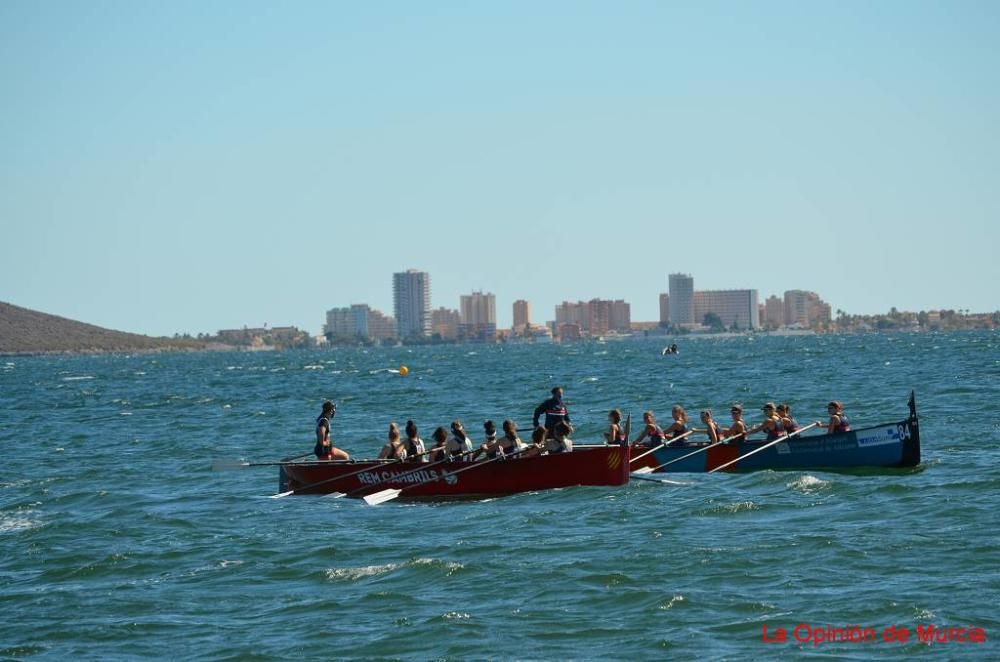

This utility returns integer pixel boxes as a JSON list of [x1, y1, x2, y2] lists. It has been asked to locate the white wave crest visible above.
[[0, 513, 41, 533], [659, 595, 686, 610], [788, 474, 831, 492], [326, 563, 398, 581]]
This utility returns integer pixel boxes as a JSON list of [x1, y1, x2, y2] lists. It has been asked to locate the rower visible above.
[[378, 422, 407, 460], [662, 405, 689, 445], [403, 420, 427, 462], [497, 419, 525, 456], [546, 421, 574, 454], [447, 420, 473, 459], [747, 402, 786, 441], [776, 404, 799, 435], [314, 400, 350, 461], [631, 410, 665, 447], [696, 409, 721, 444], [605, 409, 626, 445], [533, 386, 570, 438], [721, 404, 748, 443], [473, 420, 500, 460], [427, 426, 449, 462], [822, 400, 851, 434]]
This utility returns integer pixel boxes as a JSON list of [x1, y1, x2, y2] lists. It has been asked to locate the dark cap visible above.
[[761, 402, 776, 411], [551, 386, 563, 395], [484, 420, 496, 433], [322, 400, 336, 411], [827, 400, 842, 410]]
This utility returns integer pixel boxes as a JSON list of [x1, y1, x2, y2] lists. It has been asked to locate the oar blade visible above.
[[363, 489, 401, 506], [632, 467, 655, 475], [212, 459, 250, 471], [269, 490, 295, 499], [326, 492, 348, 499], [633, 474, 691, 485]]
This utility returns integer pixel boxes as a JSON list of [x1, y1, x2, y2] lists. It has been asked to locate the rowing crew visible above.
[[629, 400, 851, 447], [373, 418, 576, 463]]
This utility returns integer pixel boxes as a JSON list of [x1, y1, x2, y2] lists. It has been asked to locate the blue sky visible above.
[[2, 1, 997, 336]]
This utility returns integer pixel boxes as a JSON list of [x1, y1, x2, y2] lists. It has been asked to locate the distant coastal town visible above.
[[202, 270, 999, 350]]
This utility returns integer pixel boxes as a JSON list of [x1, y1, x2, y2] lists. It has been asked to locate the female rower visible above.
[[721, 405, 748, 443], [523, 425, 549, 457], [447, 420, 473, 459], [378, 422, 407, 460], [314, 400, 350, 461], [823, 400, 851, 434], [473, 419, 500, 460], [631, 410, 664, 447], [498, 419, 525, 456], [604, 409, 626, 445], [403, 420, 426, 462], [776, 404, 799, 435], [747, 402, 786, 441], [662, 405, 689, 444], [428, 426, 449, 461], [697, 410, 721, 444], [547, 421, 574, 453]]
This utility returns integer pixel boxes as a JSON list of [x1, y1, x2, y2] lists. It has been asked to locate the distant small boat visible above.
[[661, 344, 679, 356]]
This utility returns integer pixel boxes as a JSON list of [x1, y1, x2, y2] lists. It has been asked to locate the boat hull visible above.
[[279, 444, 631, 499]]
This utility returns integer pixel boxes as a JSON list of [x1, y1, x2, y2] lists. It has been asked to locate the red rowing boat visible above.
[[277, 443, 632, 500]]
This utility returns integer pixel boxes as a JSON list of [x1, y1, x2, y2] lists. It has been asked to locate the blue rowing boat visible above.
[[644, 392, 920, 472]]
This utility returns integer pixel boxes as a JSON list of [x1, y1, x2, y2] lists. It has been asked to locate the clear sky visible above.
[[2, 1, 997, 337]]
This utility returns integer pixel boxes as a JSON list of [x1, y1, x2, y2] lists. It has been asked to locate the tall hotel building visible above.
[[693, 290, 760, 330], [512, 300, 531, 334], [459, 291, 497, 341], [393, 269, 432, 339], [668, 273, 695, 325]]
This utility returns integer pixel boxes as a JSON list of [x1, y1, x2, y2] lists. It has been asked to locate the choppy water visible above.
[[2, 332, 998, 658]]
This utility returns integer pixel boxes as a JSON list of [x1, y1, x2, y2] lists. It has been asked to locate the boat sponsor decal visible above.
[[356, 468, 454, 486], [856, 424, 906, 448], [779, 436, 857, 454], [607, 450, 623, 470]]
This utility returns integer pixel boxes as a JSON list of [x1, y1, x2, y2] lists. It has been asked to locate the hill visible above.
[[0, 301, 209, 354]]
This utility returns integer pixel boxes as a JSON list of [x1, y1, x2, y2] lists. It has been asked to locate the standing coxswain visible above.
[[314, 400, 350, 461], [533, 386, 570, 438]]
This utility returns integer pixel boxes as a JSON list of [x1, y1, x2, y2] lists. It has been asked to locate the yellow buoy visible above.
[[399, 365, 409, 377]]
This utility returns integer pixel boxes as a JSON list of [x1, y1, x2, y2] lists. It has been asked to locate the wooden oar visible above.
[[272, 449, 438, 498], [214, 452, 338, 471], [707, 422, 820, 474], [632, 430, 743, 475], [363, 448, 530, 506]]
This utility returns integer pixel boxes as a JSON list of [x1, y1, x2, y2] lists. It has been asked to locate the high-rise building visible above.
[[764, 295, 784, 328], [393, 269, 432, 339], [783, 290, 831, 328], [669, 273, 695, 325], [659, 293, 670, 326], [513, 300, 531, 334], [459, 291, 497, 342], [431, 307, 461, 340], [693, 290, 760, 330], [324, 304, 395, 341], [554, 299, 631, 336]]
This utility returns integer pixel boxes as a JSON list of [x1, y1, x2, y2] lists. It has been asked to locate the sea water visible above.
[[1, 332, 998, 658]]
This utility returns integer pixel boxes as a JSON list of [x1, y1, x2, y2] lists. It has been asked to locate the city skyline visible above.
[[3, 3, 997, 337], [321, 267, 833, 340]]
